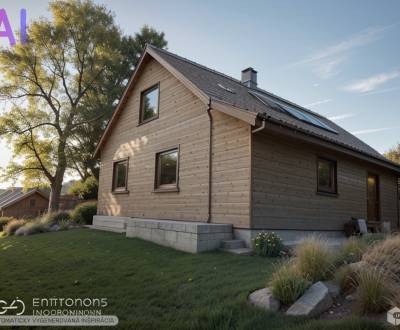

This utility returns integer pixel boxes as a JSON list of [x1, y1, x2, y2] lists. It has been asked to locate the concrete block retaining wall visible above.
[[126, 218, 232, 253]]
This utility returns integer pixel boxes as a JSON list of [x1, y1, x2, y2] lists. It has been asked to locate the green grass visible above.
[[0, 229, 387, 329]]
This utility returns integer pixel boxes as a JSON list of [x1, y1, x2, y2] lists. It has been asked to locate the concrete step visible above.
[[221, 239, 245, 249], [222, 247, 253, 256], [85, 225, 126, 233]]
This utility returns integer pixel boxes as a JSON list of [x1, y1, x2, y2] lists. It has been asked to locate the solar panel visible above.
[[249, 91, 338, 134]]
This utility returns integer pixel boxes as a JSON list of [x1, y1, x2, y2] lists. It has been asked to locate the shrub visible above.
[[334, 237, 367, 266], [253, 232, 284, 257], [294, 236, 334, 282], [3, 219, 27, 236], [41, 211, 70, 226], [70, 201, 97, 225], [68, 176, 98, 200], [0, 217, 15, 231], [334, 265, 357, 294], [15, 221, 50, 236], [269, 261, 311, 305], [361, 233, 386, 246], [361, 235, 400, 307], [356, 267, 393, 314]]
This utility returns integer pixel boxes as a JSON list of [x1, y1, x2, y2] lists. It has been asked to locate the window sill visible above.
[[137, 116, 159, 127], [153, 187, 179, 193], [316, 191, 338, 198], [112, 190, 130, 195]]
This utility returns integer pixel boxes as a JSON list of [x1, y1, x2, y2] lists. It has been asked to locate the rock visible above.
[[323, 281, 340, 298], [345, 294, 355, 302], [286, 281, 333, 317], [50, 224, 60, 232], [248, 288, 280, 312]]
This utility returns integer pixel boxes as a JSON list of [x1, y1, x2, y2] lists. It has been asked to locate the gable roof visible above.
[[94, 45, 400, 173], [0, 188, 49, 210]]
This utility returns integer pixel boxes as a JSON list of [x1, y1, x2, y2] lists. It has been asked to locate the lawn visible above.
[[0, 229, 386, 329]]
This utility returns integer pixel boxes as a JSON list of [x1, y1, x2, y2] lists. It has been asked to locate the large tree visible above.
[[68, 26, 167, 180], [384, 143, 400, 165], [0, 0, 167, 211]]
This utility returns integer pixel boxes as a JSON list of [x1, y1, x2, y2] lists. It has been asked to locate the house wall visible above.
[[251, 130, 399, 231], [2, 193, 48, 218], [97, 58, 251, 227]]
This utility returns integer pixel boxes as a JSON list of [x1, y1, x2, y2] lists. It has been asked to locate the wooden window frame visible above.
[[154, 146, 180, 193], [316, 156, 338, 195], [112, 158, 129, 194], [139, 83, 160, 125]]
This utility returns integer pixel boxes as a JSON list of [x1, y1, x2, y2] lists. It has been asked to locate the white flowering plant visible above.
[[253, 232, 284, 257]]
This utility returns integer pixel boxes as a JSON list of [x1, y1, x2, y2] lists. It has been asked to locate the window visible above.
[[140, 84, 159, 123], [317, 157, 337, 194], [155, 148, 179, 191], [112, 159, 128, 192], [29, 199, 36, 208]]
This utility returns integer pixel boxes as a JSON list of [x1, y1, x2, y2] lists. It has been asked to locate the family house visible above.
[[93, 45, 400, 252], [0, 188, 49, 218]]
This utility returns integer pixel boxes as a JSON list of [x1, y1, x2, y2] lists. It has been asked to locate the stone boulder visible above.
[[286, 281, 333, 317], [323, 281, 340, 298], [248, 288, 280, 312]]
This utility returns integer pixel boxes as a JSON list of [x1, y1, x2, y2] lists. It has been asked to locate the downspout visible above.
[[251, 113, 269, 134], [206, 99, 213, 223]]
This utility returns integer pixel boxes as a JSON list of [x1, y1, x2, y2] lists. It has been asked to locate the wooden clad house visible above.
[[93, 45, 400, 250], [0, 188, 49, 218]]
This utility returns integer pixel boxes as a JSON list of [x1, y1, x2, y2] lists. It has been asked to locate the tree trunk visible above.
[[49, 179, 63, 213], [48, 138, 68, 213]]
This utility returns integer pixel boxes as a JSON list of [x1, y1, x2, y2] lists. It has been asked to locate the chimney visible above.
[[241, 67, 257, 88]]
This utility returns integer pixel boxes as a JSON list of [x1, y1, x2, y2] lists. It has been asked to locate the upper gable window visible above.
[[140, 83, 160, 124]]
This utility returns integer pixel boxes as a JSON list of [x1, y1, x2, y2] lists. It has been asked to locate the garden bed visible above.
[[248, 232, 399, 326]]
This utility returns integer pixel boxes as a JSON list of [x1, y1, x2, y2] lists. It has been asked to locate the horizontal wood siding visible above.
[[252, 131, 399, 230], [97, 58, 251, 227], [211, 111, 251, 227]]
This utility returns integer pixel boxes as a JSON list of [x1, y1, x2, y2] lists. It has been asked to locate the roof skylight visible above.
[[249, 91, 338, 134]]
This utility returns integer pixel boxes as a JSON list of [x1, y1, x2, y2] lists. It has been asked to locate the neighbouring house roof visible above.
[[0, 188, 49, 210], [94, 45, 400, 173]]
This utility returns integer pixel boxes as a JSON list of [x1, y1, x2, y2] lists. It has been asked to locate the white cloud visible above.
[[344, 70, 400, 93], [288, 25, 392, 79], [328, 113, 355, 121], [304, 99, 333, 107], [351, 126, 400, 135], [362, 85, 400, 95], [313, 57, 346, 79]]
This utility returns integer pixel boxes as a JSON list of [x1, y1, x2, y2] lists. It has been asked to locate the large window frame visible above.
[[139, 83, 160, 124], [112, 158, 129, 193], [316, 156, 337, 195], [154, 147, 180, 192]]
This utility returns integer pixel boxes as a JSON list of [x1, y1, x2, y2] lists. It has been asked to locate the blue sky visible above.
[[0, 0, 399, 187]]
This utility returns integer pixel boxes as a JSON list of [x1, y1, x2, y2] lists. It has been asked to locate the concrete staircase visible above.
[[220, 239, 253, 256]]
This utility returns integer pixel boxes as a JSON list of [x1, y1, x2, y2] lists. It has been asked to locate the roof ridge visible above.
[[147, 45, 327, 120], [147, 45, 245, 85]]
